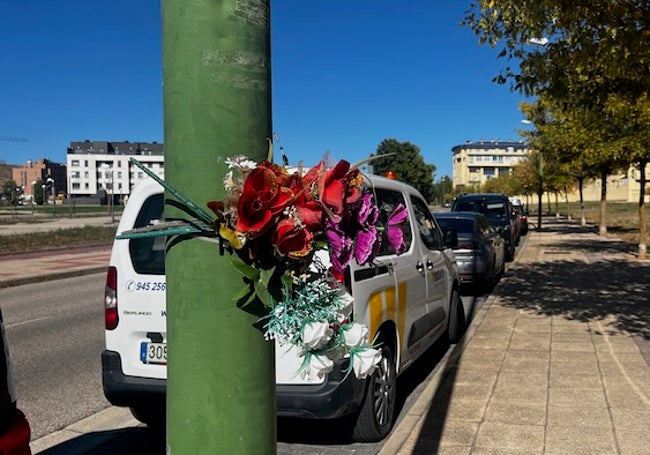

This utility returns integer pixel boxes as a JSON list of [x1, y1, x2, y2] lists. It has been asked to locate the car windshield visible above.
[[436, 218, 474, 234]]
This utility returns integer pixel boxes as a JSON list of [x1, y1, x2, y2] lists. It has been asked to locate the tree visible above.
[[33, 179, 45, 206], [463, 0, 650, 255], [371, 139, 437, 203], [432, 175, 454, 205], [2, 180, 21, 214]]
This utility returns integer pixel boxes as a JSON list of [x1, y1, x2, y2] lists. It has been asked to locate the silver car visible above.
[[433, 211, 505, 292]]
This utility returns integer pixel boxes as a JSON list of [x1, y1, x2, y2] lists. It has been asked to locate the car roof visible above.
[[433, 211, 481, 220], [455, 193, 507, 200]]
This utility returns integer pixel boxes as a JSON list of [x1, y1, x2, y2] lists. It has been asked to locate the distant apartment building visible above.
[[450, 139, 649, 202], [452, 140, 530, 190], [12, 159, 67, 198], [67, 140, 164, 202]]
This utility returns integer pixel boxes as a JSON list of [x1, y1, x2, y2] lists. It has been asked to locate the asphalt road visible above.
[[0, 273, 111, 439]]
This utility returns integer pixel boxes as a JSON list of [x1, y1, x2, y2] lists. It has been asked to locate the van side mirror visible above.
[[444, 229, 458, 248]]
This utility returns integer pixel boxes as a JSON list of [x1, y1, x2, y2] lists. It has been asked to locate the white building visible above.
[[67, 140, 164, 202]]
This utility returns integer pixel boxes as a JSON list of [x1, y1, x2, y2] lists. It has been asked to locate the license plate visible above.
[[140, 342, 167, 365]]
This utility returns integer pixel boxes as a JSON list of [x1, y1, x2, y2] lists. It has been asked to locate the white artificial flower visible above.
[[301, 353, 334, 380], [352, 348, 382, 379], [336, 291, 354, 322], [225, 155, 257, 170], [301, 321, 333, 350], [342, 323, 369, 348], [223, 171, 235, 191]]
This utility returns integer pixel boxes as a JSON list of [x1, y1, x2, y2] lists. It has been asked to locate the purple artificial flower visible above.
[[326, 220, 353, 273], [355, 226, 377, 265], [387, 203, 408, 254], [357, 193, 379, 226]]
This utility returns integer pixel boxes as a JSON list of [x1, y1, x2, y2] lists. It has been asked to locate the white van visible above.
[[102, 175, 462, 441]]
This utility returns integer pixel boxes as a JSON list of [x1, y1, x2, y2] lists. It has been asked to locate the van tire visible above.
[[130, 404, 165, 428], [447, 289, 465, 343], [351, 344, 396, 442]]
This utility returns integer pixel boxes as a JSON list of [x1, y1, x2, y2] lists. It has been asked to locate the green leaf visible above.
[[254, 279, 271, 308], [232, 284, 253, 303], [232, 257, 259, 280]]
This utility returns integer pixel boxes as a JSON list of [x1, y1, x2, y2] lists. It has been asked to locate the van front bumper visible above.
[[276, 364, 367, 419], [102, 350, 166, 408]]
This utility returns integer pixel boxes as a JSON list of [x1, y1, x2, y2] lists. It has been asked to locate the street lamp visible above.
[[522, 119, 543, 231], [46, 177, 55, 217], [101, 164, 115, 223], [30, 181, 37, 215]]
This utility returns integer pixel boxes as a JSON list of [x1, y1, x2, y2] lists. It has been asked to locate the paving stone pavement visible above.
[[380, 218, 650, 455]]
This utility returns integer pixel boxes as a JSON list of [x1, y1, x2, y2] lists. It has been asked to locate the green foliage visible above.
[[2, 180, 21, 207], [33, 179, 45, 205], [432, 175, 454, 205], [371, 139, 437, 203]]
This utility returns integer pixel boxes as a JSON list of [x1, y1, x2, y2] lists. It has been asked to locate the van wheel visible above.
[[130, 404, 165, 428], [351, 345, 396, 442], [448, 289, 465, 343]]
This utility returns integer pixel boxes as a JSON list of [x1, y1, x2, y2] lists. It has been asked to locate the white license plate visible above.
[[140, 342, 167, 365]]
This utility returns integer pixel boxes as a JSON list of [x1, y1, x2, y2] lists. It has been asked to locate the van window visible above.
[[129, 193, 165, 275], [374, 188, 411, 256], [410, 196, 443, 250]]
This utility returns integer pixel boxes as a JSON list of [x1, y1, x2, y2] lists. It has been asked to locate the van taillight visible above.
[[105, 266, 119, 330]]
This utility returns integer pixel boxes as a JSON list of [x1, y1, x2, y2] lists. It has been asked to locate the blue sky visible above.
[[0, 1, 530, 179]]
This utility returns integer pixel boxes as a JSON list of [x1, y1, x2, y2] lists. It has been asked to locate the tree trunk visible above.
[[564, 185, 571, 221], [546, 191, 552, 215], [638, 161, 647, 260], [599, 169, 608, 237], [579, 177, 586, 226], [554, 192, 560, 218]]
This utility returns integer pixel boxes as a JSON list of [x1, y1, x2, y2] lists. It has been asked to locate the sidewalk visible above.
[[381, 218, 650, 454], [0, 215, 115, 287]]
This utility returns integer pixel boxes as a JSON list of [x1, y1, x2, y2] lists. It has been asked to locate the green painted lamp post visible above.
[[162, 1, 276, 453]]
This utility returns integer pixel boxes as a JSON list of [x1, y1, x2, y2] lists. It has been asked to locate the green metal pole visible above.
[[162, 1, 275, 453]]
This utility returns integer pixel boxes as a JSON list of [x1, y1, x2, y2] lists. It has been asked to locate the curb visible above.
[[0, 267, 108, 289]]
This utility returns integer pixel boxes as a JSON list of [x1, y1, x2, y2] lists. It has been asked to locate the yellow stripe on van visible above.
[[397, 281, 407, 344], [368, 282, 407, 348], [368, 291, 385, 341]]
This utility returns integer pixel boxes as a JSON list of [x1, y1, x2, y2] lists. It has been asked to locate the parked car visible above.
[[0, 308, 31, 455], [451, 193, 518, 261], [434, 211, 505, 291], [509, 197, 529, 236], [103, 174, 462, 442]]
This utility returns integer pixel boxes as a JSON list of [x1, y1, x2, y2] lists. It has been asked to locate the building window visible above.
[[71, 160, 79, 166], [84, 160, 89, 166]]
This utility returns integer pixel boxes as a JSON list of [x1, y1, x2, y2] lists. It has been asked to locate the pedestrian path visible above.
[[0, 245, 111, 288], [382, 219, 650, 454]]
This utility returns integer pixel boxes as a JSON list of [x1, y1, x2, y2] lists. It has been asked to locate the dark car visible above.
[[434, 211, 505, 291], [451, 193, 518, 261], [510, 198, 529, 236], [0, 308, 31, 454]]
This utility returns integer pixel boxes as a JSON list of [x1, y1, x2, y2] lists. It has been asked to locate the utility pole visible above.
[[162, 1, 275, 453]]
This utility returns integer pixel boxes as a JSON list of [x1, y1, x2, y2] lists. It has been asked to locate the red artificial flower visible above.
[[319, 160, 362, 216], [236, 167, 293, 238], [273, 217, 314, 259]]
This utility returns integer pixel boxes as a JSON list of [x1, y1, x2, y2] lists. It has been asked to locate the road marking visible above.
[[6, 316, 53, 328]]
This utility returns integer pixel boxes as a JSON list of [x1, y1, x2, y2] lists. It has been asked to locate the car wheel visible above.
[[130, 404, 165, 428], [448, 289, 466, 343], [351, 344, 397, 442]]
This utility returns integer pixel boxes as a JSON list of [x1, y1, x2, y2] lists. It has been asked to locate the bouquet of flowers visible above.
[[206, 155, 407, 379]]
